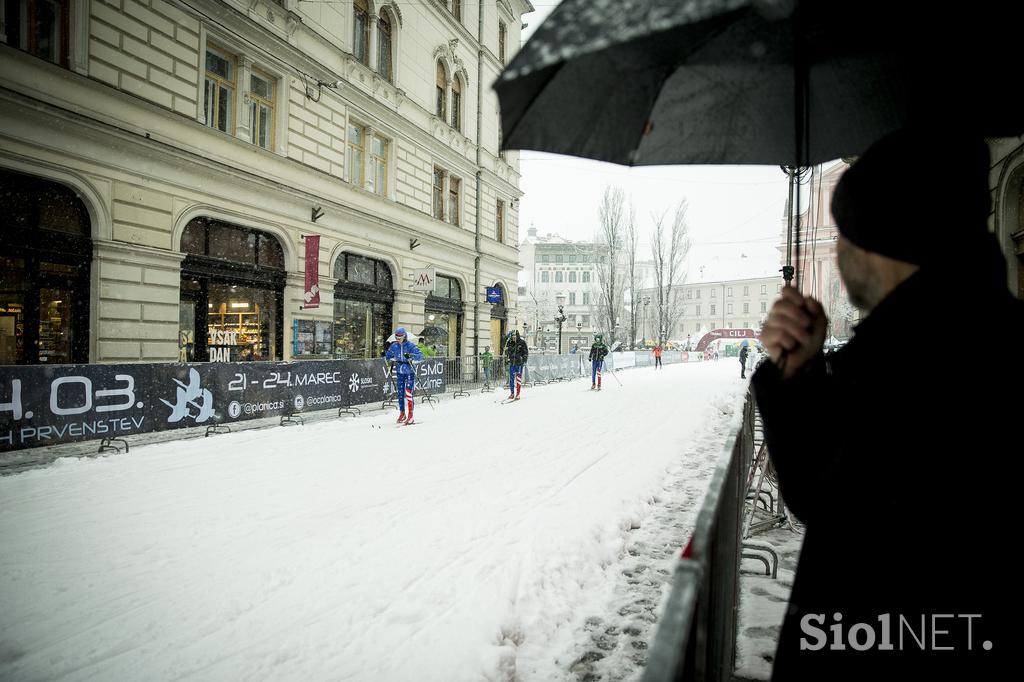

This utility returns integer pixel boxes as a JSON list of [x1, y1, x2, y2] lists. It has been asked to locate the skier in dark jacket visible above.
[[752, 130, 1017, 681], [384, 327, 423, 424], [504, 330, 529, 400], [588, 335, 609, 390], [739, 344, 749, 378]]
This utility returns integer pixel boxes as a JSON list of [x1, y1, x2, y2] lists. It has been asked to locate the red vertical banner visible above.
[[303, 235, 321, 309]]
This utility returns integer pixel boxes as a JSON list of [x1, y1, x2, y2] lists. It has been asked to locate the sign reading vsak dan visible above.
[[0, 358, 446, 452]]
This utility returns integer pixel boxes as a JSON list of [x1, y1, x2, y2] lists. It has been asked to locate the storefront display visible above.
[[179, 218, 285, 362], [333, 254, 393, 358], [0, 170, 91, 366], [424, 275, 463, 357]]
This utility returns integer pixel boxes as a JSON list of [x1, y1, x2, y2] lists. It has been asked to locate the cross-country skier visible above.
[[504, 329, 529, 400], [385, 327, 423, 424], [589, 334, 609, 390]]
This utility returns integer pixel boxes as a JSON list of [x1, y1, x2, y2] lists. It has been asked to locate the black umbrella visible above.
[[495, 0, 1023, 168]]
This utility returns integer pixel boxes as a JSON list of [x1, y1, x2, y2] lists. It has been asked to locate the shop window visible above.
[[179, 218, 285, 361], [3, 0, 70, 67], [332, 253, 394, 359], [377, 10, 393, 83], [0, 169, 91, 365], [425, 275, 463, 357], [353, 0, 369, 66], [204, 45, 235, 133]]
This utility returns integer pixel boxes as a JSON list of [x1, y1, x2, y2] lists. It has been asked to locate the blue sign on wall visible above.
[[486, 287, 502, 304]]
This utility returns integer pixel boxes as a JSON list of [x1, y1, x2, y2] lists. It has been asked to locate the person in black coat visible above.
[[739, 343, 749, 378], [504, 329, 529, 399], [752, 129, 1018, 681]]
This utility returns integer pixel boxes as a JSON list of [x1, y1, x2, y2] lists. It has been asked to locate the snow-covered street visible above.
[[0, 360, 749, 681]]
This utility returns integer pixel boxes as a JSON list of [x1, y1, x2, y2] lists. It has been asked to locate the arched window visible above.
[[333, 253, 394, 359], [435, 61, 447, 119], [377, 10, 393, 82], [425, 275, 463, 357], [354, 0, 370, 66], [451, 75, 462, 131]]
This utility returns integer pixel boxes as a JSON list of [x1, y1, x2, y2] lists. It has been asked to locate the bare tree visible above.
[[595, 186, 627, 344], [625, 201, 641, 347], [651, 200, 691, 344]]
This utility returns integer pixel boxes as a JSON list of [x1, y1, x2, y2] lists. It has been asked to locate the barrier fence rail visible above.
[[642, 394, 755, 682]]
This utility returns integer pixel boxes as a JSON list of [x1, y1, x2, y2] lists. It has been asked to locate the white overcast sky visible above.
[[515, 2, 793, 283]]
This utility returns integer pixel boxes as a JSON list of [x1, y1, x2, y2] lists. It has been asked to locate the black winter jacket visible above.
[[752, 247, 1019, 681]]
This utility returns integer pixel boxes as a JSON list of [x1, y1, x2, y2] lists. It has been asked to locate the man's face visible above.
[[836, 235, 876, 312]]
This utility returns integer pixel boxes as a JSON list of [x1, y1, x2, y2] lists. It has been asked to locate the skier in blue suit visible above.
[[385, 327, 423, 424]]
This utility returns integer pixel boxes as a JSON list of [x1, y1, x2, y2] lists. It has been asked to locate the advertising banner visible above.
[[302, 235, 321, 309], [0, 358, 446, 452]]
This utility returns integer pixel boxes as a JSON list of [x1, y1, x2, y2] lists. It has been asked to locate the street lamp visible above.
[[641, 295, 650, 347], [554, 294, 567, 355], [576, 320, 583, 352], [522, 321, 528, 347]]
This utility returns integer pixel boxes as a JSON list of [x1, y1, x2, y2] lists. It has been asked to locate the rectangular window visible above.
[[354, 0, 369, 65], [452, 86, 461, 131], [348, 124, 365, 186], [449, 176, 461, 226], [452, 0, 462, 21], [555, 272, 563, 283], [496, 200, 505, 242], [760, 302, 767, 312], [368, 134, 388, 196], [582, 272, 591, 283], [569, 292, 576, 305], [761, 284, 767, 294], [4, 0, 69, 66], [583, 293, 590, 305], [743, 303, 750, 313], [377, 14, 393, 82], [687, 290, 692, 299], [743, 286, 750, 296], [248, 70, 275, 150], [727, 287, 733, 297], [582, 314, 590, 326], [696, 289, 701, 299], [711, 289, 716, 298], [727, 303, 733, 314], [204, 47, 235, 133], [541, 271, 549, 283], [433, 167, 445, 219], [568, 272, 577, 283], [710, 304, 716, 315], [696, 304, 701, 316], [498, 21, 507, 63]]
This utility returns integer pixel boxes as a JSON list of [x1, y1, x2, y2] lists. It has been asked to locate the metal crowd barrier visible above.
[[642, 394, 756, 682]]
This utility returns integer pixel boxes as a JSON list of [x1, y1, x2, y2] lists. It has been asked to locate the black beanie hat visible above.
[[831, 129, 991, 265]]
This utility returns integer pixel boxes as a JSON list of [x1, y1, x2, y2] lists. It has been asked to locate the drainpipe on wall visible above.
[[472, 0, 485, 370]]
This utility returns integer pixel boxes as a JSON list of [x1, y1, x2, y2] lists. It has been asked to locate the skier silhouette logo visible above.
[[161, 368, 215, 423]]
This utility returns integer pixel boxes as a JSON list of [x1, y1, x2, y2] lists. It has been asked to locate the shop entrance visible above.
[[179, 218, 285, 362], [332, 253, 394, 359], [0, 169, 92, 365]]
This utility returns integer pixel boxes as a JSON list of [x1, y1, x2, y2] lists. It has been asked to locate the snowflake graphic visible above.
[[348, 373, 360, 392]]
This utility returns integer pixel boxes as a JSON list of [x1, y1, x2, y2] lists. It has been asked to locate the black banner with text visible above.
[[0, 358, 446, 452]]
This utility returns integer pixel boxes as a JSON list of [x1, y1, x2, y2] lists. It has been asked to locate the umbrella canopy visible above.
[[387, 331, 419, 343], [417, 326, 449, 339], [495, 0, 1023, 167]]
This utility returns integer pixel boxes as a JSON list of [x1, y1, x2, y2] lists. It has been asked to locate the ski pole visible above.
[[609, 364, 624, 386]]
